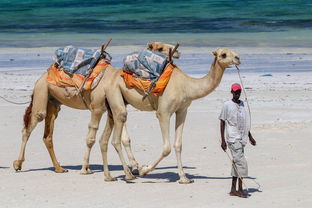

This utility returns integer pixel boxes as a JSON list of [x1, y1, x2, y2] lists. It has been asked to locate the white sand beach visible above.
[[0, 47, 311, 208]]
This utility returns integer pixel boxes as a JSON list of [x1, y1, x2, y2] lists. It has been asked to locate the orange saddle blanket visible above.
[[47, 60, 109, 91], [121, 63, 175, 95]]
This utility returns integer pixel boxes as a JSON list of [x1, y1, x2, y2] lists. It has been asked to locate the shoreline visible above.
[[1, 45, 312, 53], [1, 30, 312, 48], [1, 46, 312, 75]]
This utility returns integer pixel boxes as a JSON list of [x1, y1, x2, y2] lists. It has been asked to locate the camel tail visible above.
[[23, 94, 34, 129]]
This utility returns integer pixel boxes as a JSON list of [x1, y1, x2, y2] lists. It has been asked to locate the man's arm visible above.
[[248, 131, 256, 146], [220, 120, 227, 151]]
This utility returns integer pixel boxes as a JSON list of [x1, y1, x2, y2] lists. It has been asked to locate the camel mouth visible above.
[[234, 56, 241, 65], [172, 51, 181, 59], [233, 60, 241, 65]]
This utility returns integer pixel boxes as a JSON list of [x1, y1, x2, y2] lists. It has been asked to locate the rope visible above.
[[220, 65, 250, 192], [223, 146, 249, 191], [222, 144, 262, 194], [235, 65, 251, 128], [233, 65, 262, 193], [0, 95, 30, 105], [219, 65, 262, 195]]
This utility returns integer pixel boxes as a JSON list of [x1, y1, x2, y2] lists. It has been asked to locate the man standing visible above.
[[219, 83, 256, 198]]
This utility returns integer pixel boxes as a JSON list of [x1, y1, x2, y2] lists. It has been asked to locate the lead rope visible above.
[[224, 145, 250, 192], [234, 65, 262, 193], [0, 95, 31, 105], [219, 65, 250, 194], [235, 65, 251, 128]]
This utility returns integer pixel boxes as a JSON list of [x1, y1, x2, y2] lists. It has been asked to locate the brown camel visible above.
[[13, 42, 180, 178], [100, 48, 241, 183]]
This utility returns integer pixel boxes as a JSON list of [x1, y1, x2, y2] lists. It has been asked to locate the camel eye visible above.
[[221, 53, 227, 58]]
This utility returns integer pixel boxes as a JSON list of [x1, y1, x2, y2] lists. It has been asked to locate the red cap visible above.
[[231, 83, 241, 92]]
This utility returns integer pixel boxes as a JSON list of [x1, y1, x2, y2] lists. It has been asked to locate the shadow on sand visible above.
[[20, 164, 193, 173], [19, 164, 119, 173], [246, 188, 262, 193], [18, 164, 260, 191]]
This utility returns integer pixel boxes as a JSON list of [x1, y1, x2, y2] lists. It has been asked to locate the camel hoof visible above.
[[13, 160, 22, 171], [80, 168, 93, 175], [125, 173, 136, 180], [104, 176, 117, 182], [55, 167, 68, 173], [131, 168, 139, 176], [139, 165, 149, 177], [178, 178, 194, 184]]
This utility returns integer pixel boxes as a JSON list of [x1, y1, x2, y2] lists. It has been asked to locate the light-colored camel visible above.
[[147, 41, 180, 58], [100, 48, 240, 183], [13, 42, 180, 177]]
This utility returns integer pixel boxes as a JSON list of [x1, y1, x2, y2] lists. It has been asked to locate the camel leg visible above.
[[13, 77, 48, 171], [13, 115, 41, 171], [99, 116, 139, 181], [43, 101, 67, 173], [174, 109, 193, 184], [99, 115, 117, 181], [110, 101, 135, 180], [80, 109, 103, 174], [139, 112, 171, 177], [121, 124, 139, 175]]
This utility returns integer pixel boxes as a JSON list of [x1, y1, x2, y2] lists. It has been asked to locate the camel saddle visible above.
[[53, 45, 112, 75], [122, 50, 175, 95], [47, 46, 112, 95], [123, 49, 168, 81]]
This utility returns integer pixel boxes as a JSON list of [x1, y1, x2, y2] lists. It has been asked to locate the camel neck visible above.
[[185, 61, 225, 101]]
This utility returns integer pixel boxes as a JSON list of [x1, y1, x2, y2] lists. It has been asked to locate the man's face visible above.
[[231, 90, 241, 100]]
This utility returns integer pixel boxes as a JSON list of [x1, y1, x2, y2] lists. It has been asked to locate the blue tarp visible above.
[[123, 49, 168, 81], [54, 46, 112, 75]]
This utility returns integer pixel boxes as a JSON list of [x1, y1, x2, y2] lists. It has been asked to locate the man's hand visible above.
[[220, 120, 227, 151], [221, 140, 227, 151], [249, 135, 256, 146]]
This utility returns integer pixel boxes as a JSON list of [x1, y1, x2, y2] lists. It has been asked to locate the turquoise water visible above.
[[0, 0, 311, 73], [0, 0, 312, 47]]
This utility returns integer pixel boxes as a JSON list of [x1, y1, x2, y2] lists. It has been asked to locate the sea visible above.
[[0, 0, 312, 73]]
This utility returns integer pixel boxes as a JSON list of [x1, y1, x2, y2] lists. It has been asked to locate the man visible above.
[[219, 83, 256, 198]]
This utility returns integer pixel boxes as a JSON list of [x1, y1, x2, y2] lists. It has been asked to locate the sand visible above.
[[0, 47, 311, 208]]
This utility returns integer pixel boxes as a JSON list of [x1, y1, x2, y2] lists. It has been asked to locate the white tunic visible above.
[[219, 100, 250, 145]]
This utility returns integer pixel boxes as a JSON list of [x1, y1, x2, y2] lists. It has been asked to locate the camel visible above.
[[13, 42, 180, 178], [100, 48, 241, 183], [147, 41, 180, 58]]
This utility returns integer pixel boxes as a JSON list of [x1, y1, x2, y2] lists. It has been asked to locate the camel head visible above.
[[147, 42, 181, 59], [212, 48, 240, 68]]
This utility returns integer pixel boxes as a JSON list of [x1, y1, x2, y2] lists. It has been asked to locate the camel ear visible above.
[[212, 51, 218, 56], [147, 42, 153, 50]]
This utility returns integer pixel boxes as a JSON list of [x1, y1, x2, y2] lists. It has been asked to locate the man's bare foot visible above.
[[229, 190, 248, 198], [238, 190, 249, 197], [229, 190, 240, 197]]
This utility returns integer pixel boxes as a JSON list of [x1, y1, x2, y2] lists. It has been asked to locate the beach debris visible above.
[[9, 58, 15, 61], [286, 52, 293, 55], [260, 74, 272, 77]]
